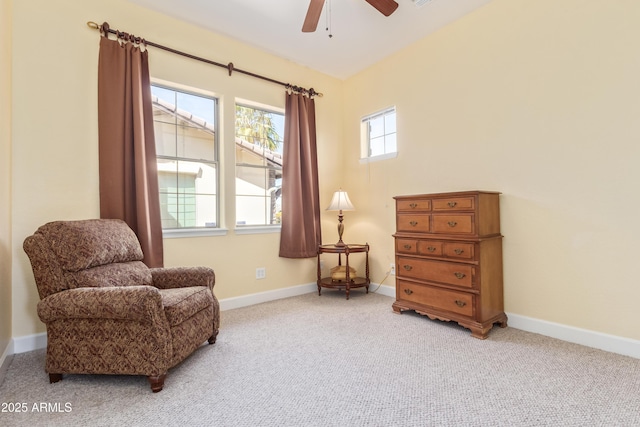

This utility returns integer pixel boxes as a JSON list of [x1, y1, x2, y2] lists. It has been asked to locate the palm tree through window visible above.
[[235, 104, 285, 227]]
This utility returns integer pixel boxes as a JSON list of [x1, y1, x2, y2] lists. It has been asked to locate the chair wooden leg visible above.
[[49, 373, 63, 383], [208, 330, 218, 344], [148, 374, 166, 393]]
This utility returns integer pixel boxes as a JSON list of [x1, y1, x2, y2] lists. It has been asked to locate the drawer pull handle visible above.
[[455, 300, 466, 307], [427, 246, 436, 252], [448, 202, 457, 208], [454, 249, 464, 255], [403, 244, 412, 250], [448, 221, 457, 227], [409, 203, 417, 208], [404, 289, 413, 295], [410, 221, 418, 226], [454, 272, 466, 279], [403, 265, 413, 271]]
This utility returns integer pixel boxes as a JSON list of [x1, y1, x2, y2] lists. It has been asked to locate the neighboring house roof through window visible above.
[[152, 95, 282, 168]]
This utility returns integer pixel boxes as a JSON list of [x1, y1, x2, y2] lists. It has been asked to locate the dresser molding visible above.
[[392, 190, 507, 339]]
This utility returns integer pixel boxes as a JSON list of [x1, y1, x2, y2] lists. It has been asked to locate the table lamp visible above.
[[326, 189, 355, 247]]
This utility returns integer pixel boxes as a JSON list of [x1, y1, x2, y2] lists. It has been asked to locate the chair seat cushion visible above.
[[160, 286, 213, 326]]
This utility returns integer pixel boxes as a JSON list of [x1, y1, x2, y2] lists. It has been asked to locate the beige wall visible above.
[[10, 0, 343, 338], [1, 0, 13, 360], [343, 0, 640, 340], [7, 0, 640, 346]]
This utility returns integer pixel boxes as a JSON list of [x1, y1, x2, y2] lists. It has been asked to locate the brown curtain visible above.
[[279, 92, 322, 258], [97, 36, 164, 267]]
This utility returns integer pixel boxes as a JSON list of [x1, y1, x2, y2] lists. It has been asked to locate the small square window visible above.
[[361, 107, 397, 162]]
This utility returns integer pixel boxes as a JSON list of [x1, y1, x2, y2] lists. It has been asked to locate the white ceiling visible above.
[[128, 0, 492, 80]]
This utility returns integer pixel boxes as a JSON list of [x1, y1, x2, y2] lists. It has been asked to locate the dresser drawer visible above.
[[443, 242, 474, 260], [432, 196, 475, 211], [397, 257, 474, 288], [417, 240, 442, 256], [432, 214, 474, 234], [396, 239, 418, 254], [396, 280, 474, 317], [397, 199, 431, 212], [397, 214, 430, 233]]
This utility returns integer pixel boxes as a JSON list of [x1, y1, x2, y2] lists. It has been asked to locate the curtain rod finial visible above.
[[308, 88, 323, 98]]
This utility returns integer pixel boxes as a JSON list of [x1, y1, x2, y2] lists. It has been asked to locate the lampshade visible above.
[[326, 190, 355, 212]]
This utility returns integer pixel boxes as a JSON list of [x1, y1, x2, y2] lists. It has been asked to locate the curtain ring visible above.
[[100, 21, 110, 38]]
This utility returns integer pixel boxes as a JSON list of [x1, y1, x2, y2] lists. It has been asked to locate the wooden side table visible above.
[[317, 243, 370, 300]]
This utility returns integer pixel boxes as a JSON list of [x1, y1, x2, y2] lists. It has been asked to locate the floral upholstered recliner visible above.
[[23, 219, 220, 392]]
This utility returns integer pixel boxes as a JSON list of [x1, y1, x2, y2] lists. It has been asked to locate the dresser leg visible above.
[[497, 313, 508, 328], [470, 326, 491, 340]]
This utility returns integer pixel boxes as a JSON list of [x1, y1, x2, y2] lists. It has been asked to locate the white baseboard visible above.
[[369, 283, 395, 298], [506, 312, 640, 359], [12, 332, 47, 354], [0, 340, 14, 387], [8, 283, 321, 355], [218, 282, 318, 311], [219, 282, 396, 311], [6, 285, 638, 360]]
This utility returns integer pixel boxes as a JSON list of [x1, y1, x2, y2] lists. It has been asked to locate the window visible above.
[[151, 84, 219, 230], [235, 103, 284, 227], [361, 107, 397, 161]]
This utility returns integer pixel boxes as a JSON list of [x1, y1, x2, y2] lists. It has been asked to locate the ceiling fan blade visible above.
[[365, 0, 399, 17], [302, 0, 325, 32]]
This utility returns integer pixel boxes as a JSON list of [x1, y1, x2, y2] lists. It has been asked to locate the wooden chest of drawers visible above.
[[392, 191, 507, 339]]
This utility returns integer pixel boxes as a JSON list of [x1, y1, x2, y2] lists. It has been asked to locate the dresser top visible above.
[[393, 190, 501, 200]]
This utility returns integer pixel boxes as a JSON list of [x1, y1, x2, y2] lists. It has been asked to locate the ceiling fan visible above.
[[302, 0, 399, 33]]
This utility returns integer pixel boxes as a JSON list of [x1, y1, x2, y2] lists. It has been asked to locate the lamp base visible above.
[[335, 214, 346, 247]]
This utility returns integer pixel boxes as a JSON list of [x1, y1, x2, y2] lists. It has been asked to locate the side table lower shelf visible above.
[[318, 277, 369, 300]]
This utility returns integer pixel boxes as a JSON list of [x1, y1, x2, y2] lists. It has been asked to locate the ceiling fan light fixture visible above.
[[413, 0, 434, 8]]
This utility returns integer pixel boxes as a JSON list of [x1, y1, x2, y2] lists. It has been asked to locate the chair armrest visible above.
[[37, 286, 165, 325], [150, 267, 215, 291]]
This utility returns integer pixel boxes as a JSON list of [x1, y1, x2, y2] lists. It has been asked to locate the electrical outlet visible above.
[[256, 267, 266, 279], [390, 263, 395, 275]]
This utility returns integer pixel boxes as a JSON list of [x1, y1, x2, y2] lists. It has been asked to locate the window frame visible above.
[[359, 106, 398, 164], [150, 81, 223, 237]]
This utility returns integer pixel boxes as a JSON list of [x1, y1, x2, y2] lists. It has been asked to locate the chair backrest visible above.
[[24, 219, 152, 300]]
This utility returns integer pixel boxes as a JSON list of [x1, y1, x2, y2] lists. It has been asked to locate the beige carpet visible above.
[[1, 291, 639, 426]]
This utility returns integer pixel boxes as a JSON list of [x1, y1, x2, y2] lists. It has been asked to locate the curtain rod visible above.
[[87, 21, 323, 98]]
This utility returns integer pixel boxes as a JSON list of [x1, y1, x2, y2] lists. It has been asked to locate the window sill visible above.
[[162, 228, 228, 239], [359, 152, 398, 164], [234, 225, 281, 235]]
